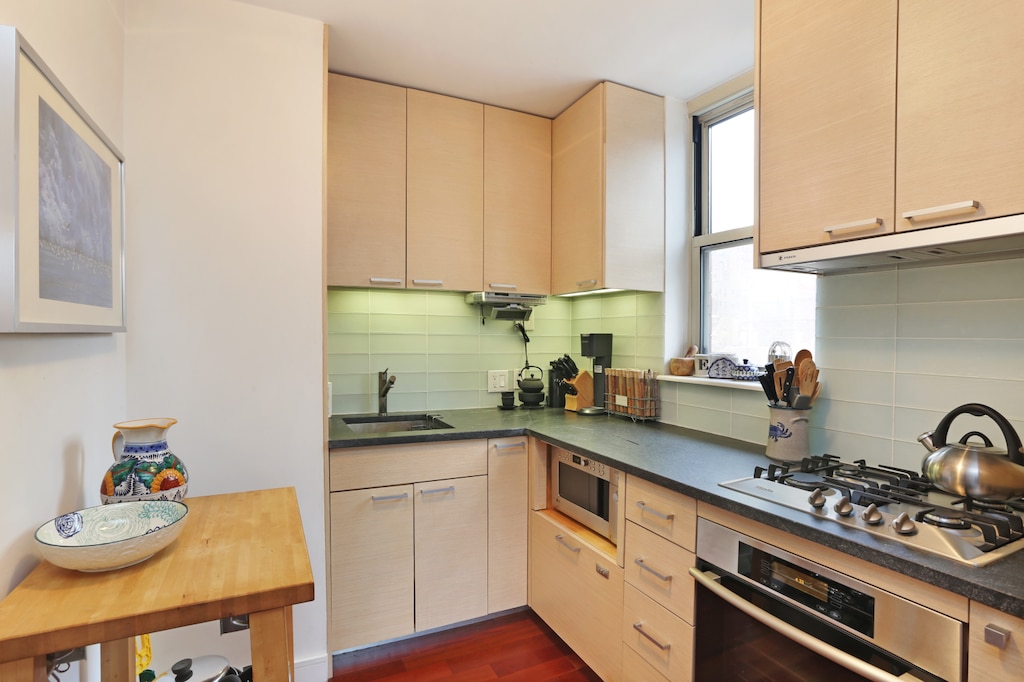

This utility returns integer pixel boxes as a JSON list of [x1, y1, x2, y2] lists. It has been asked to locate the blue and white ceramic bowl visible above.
[[34, 500, 188, 572]]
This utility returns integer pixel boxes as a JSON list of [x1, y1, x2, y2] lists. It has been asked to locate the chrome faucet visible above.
[[378, 369, 396, 416]]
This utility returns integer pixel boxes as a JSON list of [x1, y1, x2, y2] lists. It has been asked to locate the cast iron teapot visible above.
[[517, 365, 545, 393], [918, 403, 1024, 500]]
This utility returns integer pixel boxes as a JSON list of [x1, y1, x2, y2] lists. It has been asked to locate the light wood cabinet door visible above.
[[329, 440, 487, 492], [530, 510, 623, 681], [326, 74, 407, 287], [624, 522, 695, 624], [896, 1, 1024, 232], [758, 1, 897, 253], [484, 106, 551, 295], [329, 485, 414, 651], [622, 585, 694, 682], [968, 601, 1024, 681], [552, 84, 604, 295], [407, 90, 483, 292], [625, 474, 697, 552], [414, 475, 488, 632], [487, 437, 529, 613], [551, 82, 664, 294]]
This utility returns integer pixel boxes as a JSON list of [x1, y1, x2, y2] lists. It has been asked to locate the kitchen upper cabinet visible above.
[[757, 0, 897, 253], [326, 74, 407, 287], [483, 107, 551, 295], [407, 90, 484, 292], [758, 1, 1024, 256], [896, 0, 1024, 232], [551, 82, 665, 295]]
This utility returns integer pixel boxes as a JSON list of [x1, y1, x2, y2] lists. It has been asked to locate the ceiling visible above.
[[232, 0, 755, 118]]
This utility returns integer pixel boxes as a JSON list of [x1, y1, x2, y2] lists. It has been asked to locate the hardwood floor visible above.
[[330, 609, 601, 681]]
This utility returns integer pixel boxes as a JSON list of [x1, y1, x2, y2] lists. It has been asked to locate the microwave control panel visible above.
[[557, 450, 615, 482]]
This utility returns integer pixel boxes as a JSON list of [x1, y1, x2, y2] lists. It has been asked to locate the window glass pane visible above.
[[708, 108, 754, 233], [702, 241, 816, 363]]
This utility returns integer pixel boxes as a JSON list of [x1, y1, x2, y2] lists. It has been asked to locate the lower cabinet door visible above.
[[969, 601, 1024, 681], [530, 511, 624, 681], [415, 475, 488, 631], [622, 584, 694, 681], [622, 644, 670, 682], [330, 485, 414, 651]]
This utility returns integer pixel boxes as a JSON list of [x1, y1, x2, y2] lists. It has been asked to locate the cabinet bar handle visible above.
[[411, 279, 444, 286], [371, 493, 409, 502], [823, 218, 882, 234], [634, 557, 673, 582], [420, 485, 456, 496], [493, 441, 527, 451], [984, 624, 1011, 649], [902, 199, 979, 221], [576, 279, 598, 288], [635, 500, 674, 520], [489, 283, 517, 290], [554, 534, 581, 553], [632, 623, 671, 650], [368, 277, 402, 284]]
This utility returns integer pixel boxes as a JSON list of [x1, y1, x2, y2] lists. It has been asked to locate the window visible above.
[[691, 92, 815, 365]]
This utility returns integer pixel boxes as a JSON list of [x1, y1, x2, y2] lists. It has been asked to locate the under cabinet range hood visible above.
[[465, 292, 547, 321], [761, 213, 1024, 274]]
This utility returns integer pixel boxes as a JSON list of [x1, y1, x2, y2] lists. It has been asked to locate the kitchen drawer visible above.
[[969, 601, 1024, 681], [622, 584, 694, 682], [622, 643, 670, 682], [624, 521, 695, 623], [625, 474, 697, 551], [529, 510, 623, 681], [329, 439, 487, 491]]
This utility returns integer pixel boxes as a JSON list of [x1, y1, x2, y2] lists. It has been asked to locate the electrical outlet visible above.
[[487, 369, 511, 393], [522, 317, 535, 331]]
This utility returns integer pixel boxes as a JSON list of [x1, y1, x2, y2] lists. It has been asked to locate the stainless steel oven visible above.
[[691, 518, 965, 682]]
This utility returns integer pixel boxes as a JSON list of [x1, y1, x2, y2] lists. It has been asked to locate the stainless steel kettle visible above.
[[918, 403, 1024, 500]]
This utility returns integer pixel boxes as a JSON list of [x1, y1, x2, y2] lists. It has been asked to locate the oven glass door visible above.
[[693, 570, 945, 682]]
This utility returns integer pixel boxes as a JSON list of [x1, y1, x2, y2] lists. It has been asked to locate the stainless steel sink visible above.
[[342, 413, 453, 434]]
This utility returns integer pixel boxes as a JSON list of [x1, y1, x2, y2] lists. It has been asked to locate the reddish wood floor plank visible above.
[[331, 610, 599, 681]]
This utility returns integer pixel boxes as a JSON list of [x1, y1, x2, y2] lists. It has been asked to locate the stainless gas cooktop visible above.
[[721, 455, 1024, 567]]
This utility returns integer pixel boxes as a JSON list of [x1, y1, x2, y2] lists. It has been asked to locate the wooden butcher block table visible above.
[[0, 487, 314, 681]]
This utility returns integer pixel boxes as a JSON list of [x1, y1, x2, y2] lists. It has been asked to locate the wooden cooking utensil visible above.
[[799, 359, 817, 395], [809, 381, 822, 404], [794, 348, 812, 369]]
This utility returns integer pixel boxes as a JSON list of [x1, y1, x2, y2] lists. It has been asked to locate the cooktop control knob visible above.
[[808, 488, 827, 509], [861, 503, 884, 525], [891, 511, 917, 535], [833, 496, 855, 517]]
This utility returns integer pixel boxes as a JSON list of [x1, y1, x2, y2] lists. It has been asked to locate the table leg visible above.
[[249, 605, 295, 681], [100, 637, 135, 682], [0, 656, 47, 682]]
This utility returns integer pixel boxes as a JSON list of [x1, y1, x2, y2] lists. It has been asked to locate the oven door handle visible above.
[[689, 567, 906, 682]]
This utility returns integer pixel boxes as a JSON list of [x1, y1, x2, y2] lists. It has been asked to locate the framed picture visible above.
[[0, 27, 125, 332]]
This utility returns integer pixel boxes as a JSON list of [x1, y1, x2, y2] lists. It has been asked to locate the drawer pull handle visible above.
[[420, 485, 456, 496], [823, 218, 883, 235], [635, 558, 673, 582], [636, 500, 674, 521], [576, 279, 598, 288], [554, 534, 581, 553], [368, 277, 402, 284], [493, 441, 527, 451], [489, 283, 517, 290], [985, 623, 1011, 649], [411, 279, 444, 286], [633, 622, 671, 651], [902, 199, 979, 221], [370, 493, 409, 502]]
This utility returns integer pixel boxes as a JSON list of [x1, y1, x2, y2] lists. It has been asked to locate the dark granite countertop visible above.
[[329, 407, 1024, 619]]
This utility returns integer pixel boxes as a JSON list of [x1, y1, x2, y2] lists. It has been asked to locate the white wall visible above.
[[123, 0, 327, 678], [0, 0, 127, 622]]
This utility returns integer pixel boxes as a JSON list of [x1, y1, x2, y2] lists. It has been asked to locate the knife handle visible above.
[[782, 366, 795, 406]]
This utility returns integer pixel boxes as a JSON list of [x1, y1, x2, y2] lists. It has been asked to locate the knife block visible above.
[[564, 371, 594, 412]]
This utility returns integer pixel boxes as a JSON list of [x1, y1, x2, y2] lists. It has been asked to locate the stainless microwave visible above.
[[551, 450, 620, 544]]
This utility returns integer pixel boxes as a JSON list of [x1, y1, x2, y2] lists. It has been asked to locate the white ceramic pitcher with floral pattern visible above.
[[100, 417, 189, 504]]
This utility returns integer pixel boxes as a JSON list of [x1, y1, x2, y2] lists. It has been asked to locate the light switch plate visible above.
[[487, 369, 511, 393]]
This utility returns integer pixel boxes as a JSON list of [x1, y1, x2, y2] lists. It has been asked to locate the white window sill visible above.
[[657, 374, 763, 391]]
